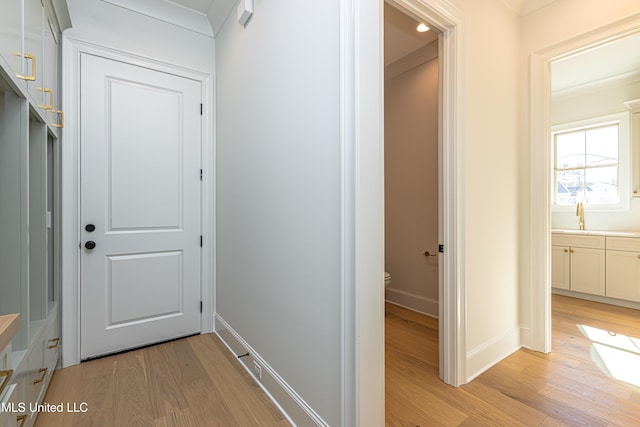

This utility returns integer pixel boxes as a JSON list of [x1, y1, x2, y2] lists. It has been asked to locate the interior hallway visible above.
[[386, 295, 640, 426]]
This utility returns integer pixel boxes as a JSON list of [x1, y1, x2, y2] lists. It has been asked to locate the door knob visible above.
[[85, 241, 96, 250], [423, 251, 437, 257], [85, 224, 96, 232]]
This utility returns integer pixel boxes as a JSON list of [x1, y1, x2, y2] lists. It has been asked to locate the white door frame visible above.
[[345, 1, 466, 424], [528, 12, 640, 353], [60, 36, 214, 367], [384, 0, 467, 388]]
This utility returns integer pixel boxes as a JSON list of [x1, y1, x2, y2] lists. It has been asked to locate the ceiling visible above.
[[170, 0, 214, 14], [97, 0, 236, 36], [552, 32, 640, 94], [501, 0, 558, 16], [384, 3, 438, 66]]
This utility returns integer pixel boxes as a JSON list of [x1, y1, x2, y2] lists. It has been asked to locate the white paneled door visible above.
[[80, 53, 202, 359]]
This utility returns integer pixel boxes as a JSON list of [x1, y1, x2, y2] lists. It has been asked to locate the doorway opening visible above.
[[529, 14, 640, 354], [384, 3, 440, 320], [378, 0, 465, 392], [383, 5, 446, 421], [547, 31, 640, 356]]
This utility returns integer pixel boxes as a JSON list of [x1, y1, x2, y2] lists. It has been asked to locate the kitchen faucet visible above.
[[576, 202, 585, 230]]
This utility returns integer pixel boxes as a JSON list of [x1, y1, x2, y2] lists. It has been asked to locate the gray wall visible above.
[[215, 0, 341, 424]]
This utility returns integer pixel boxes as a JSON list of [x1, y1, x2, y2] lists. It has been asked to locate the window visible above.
[[552, 112, 630, 211]]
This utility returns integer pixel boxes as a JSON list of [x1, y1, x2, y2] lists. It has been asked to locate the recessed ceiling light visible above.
[[417, 23, 429, 33]]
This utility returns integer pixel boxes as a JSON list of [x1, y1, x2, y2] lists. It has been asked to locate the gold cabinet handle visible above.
[[564, 249, 568, 253], [36, 87, 53, 110], [570, 249, 574, 253], [51, 110, 64, 128], [47, 337, 60, 349], [0, 369, 13, 397], [423, 251, 437, 257], [637, 255, 640, 260], [17, 415, 26, 427], [33, 368, 47, 384], [15, 53, 36, 81]]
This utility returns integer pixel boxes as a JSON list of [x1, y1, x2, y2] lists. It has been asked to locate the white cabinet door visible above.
[[24, 0, 44, 107], [606, 250, 640, 302], [552, 246, 570, 290], [80, 54, 202, 359], [570, 248, 606, 296], [0, 0, 23, 79], [42, 16, 58, 116]]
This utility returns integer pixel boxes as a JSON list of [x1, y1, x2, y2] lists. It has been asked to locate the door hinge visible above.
[[200, 104, 203, 115], [200, 301, 203, 313], [200, 169, 203, 181], [439, 244, 444, 253], [200, 235, 203, 247]]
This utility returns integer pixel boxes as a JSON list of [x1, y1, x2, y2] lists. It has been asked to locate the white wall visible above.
[[215, 0, 342, 425], [519, 0, 640, 345], [384, 45, 439, 316], [445, 0, 522, 379]]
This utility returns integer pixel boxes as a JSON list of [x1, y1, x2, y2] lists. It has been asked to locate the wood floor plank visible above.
[[460, 378, 548, 425], [188, 334, 286, 426], [539, 383, 640, 426], [143, 342, 190, 418], [73, 355, 118, 426], [113, 350, 155, 426]]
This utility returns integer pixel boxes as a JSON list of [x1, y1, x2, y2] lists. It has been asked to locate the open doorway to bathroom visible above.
[[383, 2, 443, 422]]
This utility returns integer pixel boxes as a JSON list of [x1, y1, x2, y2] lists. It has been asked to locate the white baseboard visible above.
[[385, 287, 438, 318], [553, 288, 640, 310], [215, 315, 329, 427], [519, 325, 532, 349], [465, 327, 521, 382]]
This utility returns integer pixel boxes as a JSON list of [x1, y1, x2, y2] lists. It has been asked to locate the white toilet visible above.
[[384, 272, 391, 288]]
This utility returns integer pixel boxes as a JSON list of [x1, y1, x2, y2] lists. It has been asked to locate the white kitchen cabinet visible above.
[[551, 233, 606, 296], [551, 245, 570, 290], [605, 236, 640, 302], [570, 247, 606, 296], [606, 250, 640, 302]]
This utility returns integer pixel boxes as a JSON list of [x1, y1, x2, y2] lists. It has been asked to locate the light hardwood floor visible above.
[[35, 295, 640, 426], [386, 294, 640, 426], [35, 334, 290, 427]]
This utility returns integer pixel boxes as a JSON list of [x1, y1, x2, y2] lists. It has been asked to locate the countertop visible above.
[[0, 314, 19, 352], [552, 229, 640, 238]]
